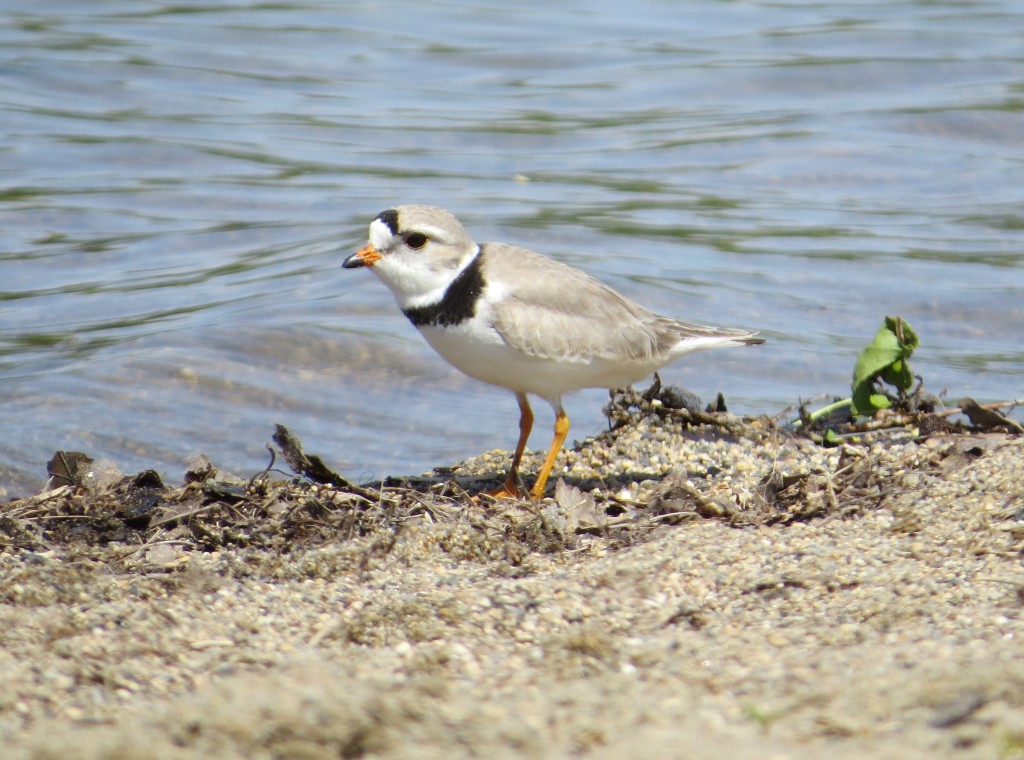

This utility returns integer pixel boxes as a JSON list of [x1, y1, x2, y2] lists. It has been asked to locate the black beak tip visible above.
[[342, 253, 366, 269]]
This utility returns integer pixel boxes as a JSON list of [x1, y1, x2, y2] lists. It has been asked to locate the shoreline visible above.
[[1, 407, 1023, 758]]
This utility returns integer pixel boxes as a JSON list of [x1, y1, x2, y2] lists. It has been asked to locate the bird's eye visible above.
[[404, 232, 428, 250]]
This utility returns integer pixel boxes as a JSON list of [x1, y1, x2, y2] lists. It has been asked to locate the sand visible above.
[[1, 402, 1023, 759]]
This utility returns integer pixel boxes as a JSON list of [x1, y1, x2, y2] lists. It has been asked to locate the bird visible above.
[[343, 205, 764, 501]]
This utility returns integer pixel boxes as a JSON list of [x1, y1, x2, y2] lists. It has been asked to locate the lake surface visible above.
[[2, 0, 1022, 496]]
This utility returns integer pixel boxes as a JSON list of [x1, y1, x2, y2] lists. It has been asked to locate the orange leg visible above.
[[484, 392, 533, 499], [530, 404, 569, 501]]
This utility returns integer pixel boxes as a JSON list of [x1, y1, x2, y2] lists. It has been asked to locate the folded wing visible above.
[[483, 243, 759, 363]]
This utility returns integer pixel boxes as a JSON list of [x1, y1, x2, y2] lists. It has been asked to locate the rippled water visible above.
[[2, 1, 1022, 495]]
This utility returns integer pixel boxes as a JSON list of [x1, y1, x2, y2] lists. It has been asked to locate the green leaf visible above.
[[850, 316, 918, 417]]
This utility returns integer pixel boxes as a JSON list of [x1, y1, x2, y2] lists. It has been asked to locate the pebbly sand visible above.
[[1, 393, 1023, 759]]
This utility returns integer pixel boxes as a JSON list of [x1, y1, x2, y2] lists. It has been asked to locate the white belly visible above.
[[418, 321, 665, 403]]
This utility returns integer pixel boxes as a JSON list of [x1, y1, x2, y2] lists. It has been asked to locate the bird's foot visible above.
[[473, 475, 528, 501], [475, 485, 528, 503]]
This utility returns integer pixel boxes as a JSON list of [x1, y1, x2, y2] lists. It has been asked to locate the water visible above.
[[2, 0, 1022, 496]]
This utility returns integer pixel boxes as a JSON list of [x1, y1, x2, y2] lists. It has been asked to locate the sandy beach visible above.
[[1, 401, 1023, 759]]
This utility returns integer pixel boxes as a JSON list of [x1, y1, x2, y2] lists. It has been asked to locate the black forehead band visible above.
[[375, 209, 400, 235]]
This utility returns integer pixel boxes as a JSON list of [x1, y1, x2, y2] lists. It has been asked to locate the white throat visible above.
[[374, 242, 481, 311]]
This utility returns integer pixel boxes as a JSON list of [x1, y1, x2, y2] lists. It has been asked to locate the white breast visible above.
[[417, 317, 669, 403]]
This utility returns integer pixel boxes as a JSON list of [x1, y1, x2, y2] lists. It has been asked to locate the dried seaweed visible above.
[[2, 396, 1020, 565]]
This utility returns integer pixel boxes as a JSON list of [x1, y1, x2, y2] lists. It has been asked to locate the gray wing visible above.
[[482, 243, 758, 363]]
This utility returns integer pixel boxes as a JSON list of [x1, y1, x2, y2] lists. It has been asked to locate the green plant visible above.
[[850, 316, 919, 417], [803, 316, 920, 427]]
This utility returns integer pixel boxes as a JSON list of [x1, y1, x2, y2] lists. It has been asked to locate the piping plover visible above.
[[343, 205, 764, 500]]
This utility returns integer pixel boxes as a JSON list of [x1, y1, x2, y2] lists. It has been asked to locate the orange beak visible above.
[[342, 244, 382, 269]]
